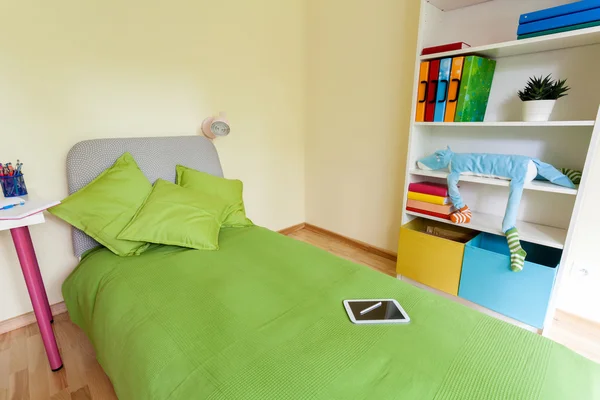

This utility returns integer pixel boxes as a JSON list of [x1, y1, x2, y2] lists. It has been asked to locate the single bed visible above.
[[62, 136, 600, 400]]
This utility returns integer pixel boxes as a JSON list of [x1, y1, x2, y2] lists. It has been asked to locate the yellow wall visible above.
[[305, 0, 420, 251], [1, 0, 596, 328], [0, 0, 306, 322]]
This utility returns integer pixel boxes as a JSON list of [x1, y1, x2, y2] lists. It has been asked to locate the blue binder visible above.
[[434, 58, 452, 122], [519, 0, 600, 25], [518, 7, 600, 35]]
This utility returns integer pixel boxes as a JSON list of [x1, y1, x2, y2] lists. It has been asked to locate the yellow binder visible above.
[[415, 61, 430, 122], [407, 191, 451, 205], [444, 57, 464, 122]]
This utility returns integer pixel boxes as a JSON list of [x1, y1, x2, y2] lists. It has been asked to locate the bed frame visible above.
[[66, 136, 223, 258]]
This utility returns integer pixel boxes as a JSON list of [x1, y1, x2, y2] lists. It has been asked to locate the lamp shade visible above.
[[201, 112, 230, 139]]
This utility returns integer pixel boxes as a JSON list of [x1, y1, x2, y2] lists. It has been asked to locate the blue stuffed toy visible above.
[[417, 147, 575, 272]]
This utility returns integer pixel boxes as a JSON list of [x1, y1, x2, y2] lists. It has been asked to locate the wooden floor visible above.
[[0, 227, 598, 399], [0, 313, 116, 400], [288, 227, 397, 277]]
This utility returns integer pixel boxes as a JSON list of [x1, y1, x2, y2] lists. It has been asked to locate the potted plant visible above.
[[518, 74, 570, 122]]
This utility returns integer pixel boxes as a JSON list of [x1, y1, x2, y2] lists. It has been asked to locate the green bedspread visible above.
[[63, 226, 600, 399]]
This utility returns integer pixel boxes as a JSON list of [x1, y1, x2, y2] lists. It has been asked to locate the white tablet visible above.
[[343, 299, 410, 325]]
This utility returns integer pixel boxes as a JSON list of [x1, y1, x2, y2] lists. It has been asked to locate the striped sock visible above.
[[560, 168, 582, 185], [450, 205, 472, 224], [506, 227, 527, 272]]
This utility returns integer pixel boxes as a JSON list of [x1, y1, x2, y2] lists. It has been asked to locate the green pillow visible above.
[[49, 152, 152, 256], [176, 165, 253, 227], [118, 179, 228, 250]]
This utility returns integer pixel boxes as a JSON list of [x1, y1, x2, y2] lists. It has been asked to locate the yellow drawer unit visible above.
[[397, 218, 477, 296]]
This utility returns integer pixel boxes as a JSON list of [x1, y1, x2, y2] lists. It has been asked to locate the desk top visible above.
[[0, 197, 59, 231], [0, 197, 60, 220]]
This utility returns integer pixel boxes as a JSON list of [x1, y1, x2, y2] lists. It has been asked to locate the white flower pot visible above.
[[522, 100, 556, 122]]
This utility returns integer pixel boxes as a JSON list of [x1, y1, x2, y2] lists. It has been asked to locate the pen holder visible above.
[[0, 173, 28, 197]]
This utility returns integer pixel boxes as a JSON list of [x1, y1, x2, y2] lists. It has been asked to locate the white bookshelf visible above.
[[399, 0, 600, 334], [427, 0, 492, 12]]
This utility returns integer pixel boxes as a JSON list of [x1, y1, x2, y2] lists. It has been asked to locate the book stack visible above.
[[406, 182, 454, 220], [518, 1, 600, 40]]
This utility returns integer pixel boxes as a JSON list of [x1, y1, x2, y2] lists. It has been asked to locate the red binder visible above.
[[424, 59, 440, 122], [421, 42, 470, 56]]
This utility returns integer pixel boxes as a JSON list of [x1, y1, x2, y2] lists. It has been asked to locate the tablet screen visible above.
[[347, 300, 407, 321]]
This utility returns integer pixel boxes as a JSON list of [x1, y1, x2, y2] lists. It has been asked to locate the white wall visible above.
[[0, 0, 306, 322], [305, 0, 421, 251]]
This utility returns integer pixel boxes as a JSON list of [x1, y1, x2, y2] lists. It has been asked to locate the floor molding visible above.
[[303, 223, 397, 262], [278, 223, 306, 235], [0, 302, 67, 336]]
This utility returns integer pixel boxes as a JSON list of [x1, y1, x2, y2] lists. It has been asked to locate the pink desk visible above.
[[1, 200, 62, 371]]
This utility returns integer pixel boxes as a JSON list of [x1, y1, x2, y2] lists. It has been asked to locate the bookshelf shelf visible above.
[[427, 0, 492, 12], [415, 121, 595, 128], [420, 26, 600, 61], [409, 169, 578, 195], [405, 210, 566, 249]]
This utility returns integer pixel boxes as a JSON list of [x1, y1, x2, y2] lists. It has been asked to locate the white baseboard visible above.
[[0, 302, 67, 336]]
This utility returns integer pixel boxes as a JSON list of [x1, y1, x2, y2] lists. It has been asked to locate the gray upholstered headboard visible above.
[[66, 136, 223, 257]]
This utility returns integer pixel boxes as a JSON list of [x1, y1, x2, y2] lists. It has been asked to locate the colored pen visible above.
[[360, 302, 383, 315], [0, 202, 25, 211]]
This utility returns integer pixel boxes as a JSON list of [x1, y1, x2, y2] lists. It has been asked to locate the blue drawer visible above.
[[458, 233, 561, 328]]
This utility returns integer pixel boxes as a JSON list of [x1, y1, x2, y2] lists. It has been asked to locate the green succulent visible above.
[[518, 74, 570, 101]]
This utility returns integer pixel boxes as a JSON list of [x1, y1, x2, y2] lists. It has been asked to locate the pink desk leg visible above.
[[18, 228, 53, 324], [11, 227, 53, 323], [10, 226, 63, 371]]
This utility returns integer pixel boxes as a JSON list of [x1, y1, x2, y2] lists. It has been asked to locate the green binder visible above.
[[454, 56, 497, 122]]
